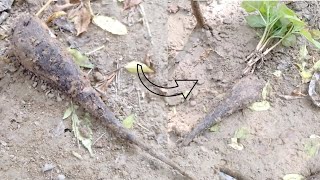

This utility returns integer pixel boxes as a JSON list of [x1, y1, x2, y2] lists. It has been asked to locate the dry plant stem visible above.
[[36, 0, 54, 17], [180, 76, 265, 146], [138, 4, 153, 44], [191, 0, 205, 28], [12, 16, 194, 180]]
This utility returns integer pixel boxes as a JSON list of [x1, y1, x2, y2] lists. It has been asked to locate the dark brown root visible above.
[[180, 75, 265, 146], [12, 15, 195, 179]]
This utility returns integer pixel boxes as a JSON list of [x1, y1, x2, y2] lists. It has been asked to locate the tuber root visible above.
[[12, 15, 194, 179]]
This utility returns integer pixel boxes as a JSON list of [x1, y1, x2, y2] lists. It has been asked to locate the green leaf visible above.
[[305, 140, 320, 157], [122, 114, 135, 129], [68, 48, 94, 69], [295, 62, 313, 83], [283, 174, 304, 180], [285, 15, 305, 27], [245, 15, 266, 28], [310, 29, 320, 40], [273, 25, 288, 37], [299, 29, 320, 49], [124, 61, 154, 74], [278, 4, 296, 17], [241, 1, 263, 13], [249, 101, 271, 111], [282, 34, 296, 47], [63, 106, 73, 119], [209, 124, 220, 132], [234, 127, 249, 139], [300, 70, 313, 83]]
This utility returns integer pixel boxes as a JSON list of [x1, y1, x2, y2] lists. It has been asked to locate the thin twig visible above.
[[137, 122, 150, 132], [93, 132, 106, 145], [85, 45, 105, 55], [137, 88, 142, 109], [138, 4, 153, 45], [36, 0, 54, 17]]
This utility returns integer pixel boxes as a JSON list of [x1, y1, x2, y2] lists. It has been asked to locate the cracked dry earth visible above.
[[1, 0, 320, 179]]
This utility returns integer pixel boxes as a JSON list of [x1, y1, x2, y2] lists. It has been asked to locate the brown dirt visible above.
[[1, 0, 320, 179]]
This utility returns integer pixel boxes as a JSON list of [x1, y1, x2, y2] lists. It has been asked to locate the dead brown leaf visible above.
[[124, 0, 142, 10], [68, 5, 91, 36], [70, 0, 81, 4], [95, 72, 116, 93], [46, 11, 67, 24], [292, 88, 307, 97]]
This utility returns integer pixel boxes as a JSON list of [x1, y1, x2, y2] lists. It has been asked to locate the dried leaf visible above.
[[68, 48, 94, 69], [93, 15, 127, 35], [68, 6, 91, 36], [299, 44, 308, 60], [282, 174, 304, 180], [124, 0, 142, 10], [63, 106, 73, 119], [310, 134, 320, 139], [310, 29, 320, 40], [249, 101, 271, 111], [71, 107, 94, 156], [262, 81, 271, 100], [234, 127, 249, 139], [305, 137, 320, 157], [228, 138, 244, 151], [209, 124, 220, 132], [72, 151, 83, 159], [122, 114, 135, 129], [46, 11, 67, 24], [124, 61, 154, 73], [81, 138, 93, 155], [273, 70, 282, 77]]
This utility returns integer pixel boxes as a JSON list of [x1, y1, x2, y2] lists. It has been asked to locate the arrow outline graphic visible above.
[[137, 64, 198, 99]]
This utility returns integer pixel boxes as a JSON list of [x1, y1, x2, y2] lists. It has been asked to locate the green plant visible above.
[[241, 0, 320, 74]]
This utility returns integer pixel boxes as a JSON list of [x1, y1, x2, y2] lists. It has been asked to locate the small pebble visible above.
[[48, 93, 55, 98], [190, 100, 197, 106], [32, 82, 38, 88], [94, 72, 104, 82], [41, 85, 47, 91], [42, 163, 55, 172], [223, 18, 232, 24], [192, 89, 199, 98], [7, 65, 17, 73], [198, 79, 205, 85], [56, 96, 62, 102], [57, 174, 66, 180], [206, 64, 214, 70]]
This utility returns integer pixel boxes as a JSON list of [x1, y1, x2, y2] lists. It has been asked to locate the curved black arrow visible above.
[[137, 64, 198, 99]]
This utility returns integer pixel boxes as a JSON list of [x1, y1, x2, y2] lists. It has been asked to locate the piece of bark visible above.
[[181, 75, 265, 146], [11, 15, 194, 179]]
